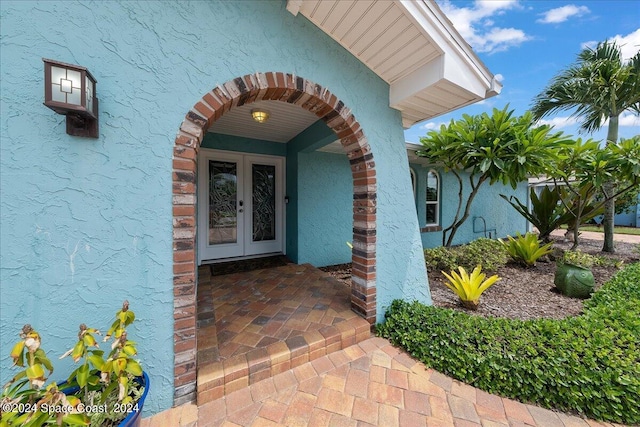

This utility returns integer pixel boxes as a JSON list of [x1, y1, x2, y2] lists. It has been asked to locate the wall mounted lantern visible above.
[[251, 108, 270, 124], [43, 58, 99, 138]]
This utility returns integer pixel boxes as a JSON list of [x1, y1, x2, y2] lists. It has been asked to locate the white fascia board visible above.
[[394, 0, 502, 102], [286, 0, 302, 16]]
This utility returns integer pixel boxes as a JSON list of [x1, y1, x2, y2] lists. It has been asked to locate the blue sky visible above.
[[404, 0, 640, 144]]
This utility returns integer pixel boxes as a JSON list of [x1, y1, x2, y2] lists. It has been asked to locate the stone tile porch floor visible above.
[[141, 262, 627, 427], [195, 261, 371, 404]]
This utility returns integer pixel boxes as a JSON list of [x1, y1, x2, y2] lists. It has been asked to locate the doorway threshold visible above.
[[201, 252, 285, 265], [206, 254, 291, 276]]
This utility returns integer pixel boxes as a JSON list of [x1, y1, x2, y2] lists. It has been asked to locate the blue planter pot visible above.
[[60, 371, 149, 427], [118, 372, 149, 427]]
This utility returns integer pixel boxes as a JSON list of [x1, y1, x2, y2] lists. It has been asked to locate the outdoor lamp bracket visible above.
[[43, 58, 99, 138]]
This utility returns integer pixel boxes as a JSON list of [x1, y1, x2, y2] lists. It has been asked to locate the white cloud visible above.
[[494, 73, 504, 82], [610, 29, 640, 61], [538, 116, 579, 129], [537, 5, 589, 24], [582, 29, 640, 62], [615, 113, 640, 127], [420, 121, 448, 131], [439, 0, 531, 53], [580, 40, 597, 51], [539, 113, 639, 130]]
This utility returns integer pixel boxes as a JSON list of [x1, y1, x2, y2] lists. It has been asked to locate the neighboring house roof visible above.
[[405, 141, 433, 165], [287, 0, 502, 128]]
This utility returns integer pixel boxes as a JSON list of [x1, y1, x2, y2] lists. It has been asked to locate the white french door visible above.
[[197, 149, 285, 263]]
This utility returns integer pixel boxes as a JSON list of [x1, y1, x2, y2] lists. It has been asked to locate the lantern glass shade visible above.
[[43, 58, 99, 137], [43, 59, 97, 119], [85, 76, 94, 113]]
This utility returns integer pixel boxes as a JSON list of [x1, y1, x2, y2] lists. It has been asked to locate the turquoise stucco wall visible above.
[[411, 164, 529, 248], [1, 0, 428, 413], [296, 151, 353, 266]]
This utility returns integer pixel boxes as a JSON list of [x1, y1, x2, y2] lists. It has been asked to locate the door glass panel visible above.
[[209, 160, 238, 245], [252, 164, 276, 242]]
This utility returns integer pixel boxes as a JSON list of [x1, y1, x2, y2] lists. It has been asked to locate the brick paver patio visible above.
[[196, 263, 370, 405], [142, 337, 626, 427], [141, 261, 629, 426]]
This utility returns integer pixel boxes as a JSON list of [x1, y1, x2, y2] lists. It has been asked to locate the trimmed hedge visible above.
[[424, 238, 509, 272], [377, 262, 640, 424]]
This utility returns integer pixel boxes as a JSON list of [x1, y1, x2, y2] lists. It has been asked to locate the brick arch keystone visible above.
[[171, 72, 377, 405]]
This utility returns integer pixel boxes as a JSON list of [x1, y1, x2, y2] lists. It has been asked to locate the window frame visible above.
[[425, 169, 439, 226], [409, 168, 417, 199]]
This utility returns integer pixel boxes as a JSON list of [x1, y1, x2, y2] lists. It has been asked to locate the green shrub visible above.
[[424, 238, 508, 272], [377, 263, 640, 425], [457, 238, 508, 271], [562, 250, 624, 269], [424, 246, 457, 272], [501, 232, 553, 267]]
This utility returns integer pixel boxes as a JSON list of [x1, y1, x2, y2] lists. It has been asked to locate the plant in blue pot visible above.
[[1, 301, 149, 427]]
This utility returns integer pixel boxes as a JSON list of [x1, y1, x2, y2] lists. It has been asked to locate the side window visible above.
[[426, 170, 439, 226], [410, 168, 417, 199]]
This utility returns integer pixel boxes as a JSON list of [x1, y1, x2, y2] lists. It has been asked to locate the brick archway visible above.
[[171, 72, 376, 404]]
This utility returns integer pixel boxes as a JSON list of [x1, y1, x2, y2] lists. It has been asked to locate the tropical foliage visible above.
[[501, 186, 565, 242], [378, 262, 640, 425], [1, 301, 144, 427], [418, 106, 568, 246], [501, 232, 554, 267], [531, 40, 640, 252], [424, 238, 508, 272], [441, 265, 500, 310], [552, 137, 640, 248]]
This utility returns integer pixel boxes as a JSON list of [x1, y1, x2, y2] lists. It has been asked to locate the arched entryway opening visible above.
[[171, 72, 376, 405]]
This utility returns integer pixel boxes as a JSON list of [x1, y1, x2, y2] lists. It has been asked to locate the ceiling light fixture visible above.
[[251, 108, 270, 124]]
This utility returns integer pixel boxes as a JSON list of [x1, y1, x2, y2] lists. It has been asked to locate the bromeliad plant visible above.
[[501, 232, 554, 267], [441, 265, 501, 310], [1, 301, 144, 427]]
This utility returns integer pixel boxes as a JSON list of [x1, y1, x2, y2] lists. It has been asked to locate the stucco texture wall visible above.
[[1, 0, 428, 413], [296, 151, 353, 267], [411, 165, 529, 248]]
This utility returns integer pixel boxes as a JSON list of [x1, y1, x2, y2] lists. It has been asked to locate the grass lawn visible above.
[[561, 225, 640, 235]]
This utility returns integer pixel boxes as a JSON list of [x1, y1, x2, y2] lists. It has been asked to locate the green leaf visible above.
[[77, 363, 89, 388], [10, 341, 25, 365], [62, 413, 90, 426], [126, 360, 143, 376], [25, 363, 44, 380], [88, 353, 105, 370]]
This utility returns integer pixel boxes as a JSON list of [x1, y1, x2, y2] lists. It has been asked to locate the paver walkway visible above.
[[142, 337, 626, 427], [550, 229, 640, 244]]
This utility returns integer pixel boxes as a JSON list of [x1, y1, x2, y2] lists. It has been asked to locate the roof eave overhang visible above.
[[286, 0, 502, 129], [392, 0, 502, 128]]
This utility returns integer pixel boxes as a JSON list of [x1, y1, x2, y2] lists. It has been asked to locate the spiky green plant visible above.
[[501, 232, 554, 267], [441, 265, 501, 310]]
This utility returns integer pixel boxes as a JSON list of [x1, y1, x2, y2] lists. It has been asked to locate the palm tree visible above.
[[531, 41, 640, 252]]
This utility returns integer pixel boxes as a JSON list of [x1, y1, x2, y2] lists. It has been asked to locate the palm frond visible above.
[[531, 40, 640, 135]]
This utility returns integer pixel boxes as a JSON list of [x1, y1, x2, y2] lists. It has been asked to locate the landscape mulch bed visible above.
[[320, 237, 639, 320]]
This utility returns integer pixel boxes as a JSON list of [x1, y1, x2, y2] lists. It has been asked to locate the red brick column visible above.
[[172, 72, 377, 405]]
